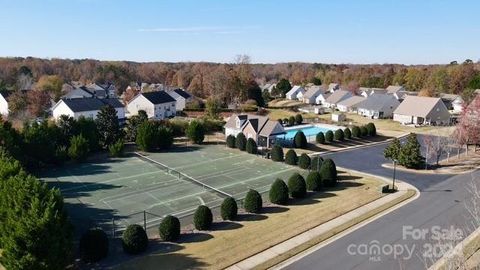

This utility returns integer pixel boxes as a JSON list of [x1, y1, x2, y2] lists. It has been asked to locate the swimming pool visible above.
[[278, 125, 338, 140]]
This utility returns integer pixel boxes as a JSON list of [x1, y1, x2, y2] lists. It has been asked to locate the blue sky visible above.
[[0, 0, 478, 64]]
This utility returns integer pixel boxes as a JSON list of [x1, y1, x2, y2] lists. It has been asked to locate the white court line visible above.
[[195, 167, 250, 180], [141, 189, 219, 209], [60, 170, 167, 193], [197, 196, 205, 205], [146, 191, 162, 203], [99, 178, 181, 202], [172, 153, 242, 170]]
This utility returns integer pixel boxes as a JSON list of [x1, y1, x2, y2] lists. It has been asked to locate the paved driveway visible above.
[[284, 136, 478, 270]]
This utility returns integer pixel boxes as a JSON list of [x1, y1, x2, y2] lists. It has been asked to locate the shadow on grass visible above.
[[236, 213, 268, 222], [262, 206, 289, 214], [211, 221, 243, 231], [289, 192, 337, 206], [338, 174, 362, 181], [178, 232, 213, 244], [148, 241, 185, 254]]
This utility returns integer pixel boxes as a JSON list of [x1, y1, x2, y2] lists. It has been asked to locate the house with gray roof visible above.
[[167, 88, 192, 111], [52, 98, 125, 121], [126, 91, 176, 120], [386, 85, 405, 94], [360, 87, 388, 97], [285, 85, 306, 100], [302, 85, 325, 104], [393, 96, 450, 125], [328, 83, 340, 93], [336, 96, 366, 113], [323, 90, 353, 108], [439, 93, 464, 113], [224, 114, 284, 148], [357, 94, 400, 119]]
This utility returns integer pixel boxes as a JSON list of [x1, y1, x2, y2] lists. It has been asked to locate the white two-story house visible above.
[[127, 91, 176, 119], [52, 98, 125, 121]]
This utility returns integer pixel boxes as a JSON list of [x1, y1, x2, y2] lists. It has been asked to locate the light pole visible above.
[[392, 159, 397, 191]]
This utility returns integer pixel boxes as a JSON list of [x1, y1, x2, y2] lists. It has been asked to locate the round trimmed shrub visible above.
[[122, 224, 148, 255], [194, 205, 213, 230], [298, 153, 311, 169], [269, 179, 289, 205], [344, 127, 352, 140], [351, 126, 361, 138], [283, 118, 289, 125], [246, 138, 258, 154], [316, 132, 325, 144], [244, 189, 262, 213], [285, 149, 298, 165], [334, 129, 345, 141], [221, 197, 238, 221], [288, 116, 295, 126], [80, 228, 109, 262], [159, 215, 181, 241], [236, 133, 247, 151], [310, 156, 324, 171], [288, 173, 307, 198], [306, 171, 322, 191], [366, 123, 376, 136], [293, 131, 307, 148], [320, 158, 338, 187], [325, 130, 334, 143], [226, 135, 236, 148], [360, 126, 368, 137], [295, 114, 303, 125], [271, 144, 284, 162]]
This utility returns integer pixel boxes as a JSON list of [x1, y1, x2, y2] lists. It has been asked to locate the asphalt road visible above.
[[283, 137, 479, 270]]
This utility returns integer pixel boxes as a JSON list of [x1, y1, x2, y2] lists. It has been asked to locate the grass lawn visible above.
[[268, 99, 304, 108], [117, 170, 384, 270], [266, 109, 318, 122]]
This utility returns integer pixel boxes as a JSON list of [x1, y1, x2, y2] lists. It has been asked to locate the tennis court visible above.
[[41, 145, 301, 232]]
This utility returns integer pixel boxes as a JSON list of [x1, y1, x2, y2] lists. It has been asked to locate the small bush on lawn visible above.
[[351, 126, 361, 138], [310, 156, 324, 171], [293, 131, 307, 148], [288, 116, 295, 126], [269, 179, 289, 205], [159, 215, 181, 241], [80, 228, 109, 262], [271, 144, 284, 162], [306, 171, 322, 191], [298, 153, 311, 169], [246, 138, 258, 154], [366, 122, 376, 136], [186, 120, 205, 144], [109, 139, 124, 157], [295, 114, 303, 125], [68, 134, 89, 162], [226, 135, 236, 148], [221, 197, 238, 220], [285, 149, 298, 165], [325, 130, 334, 143], [236, 133, 247, 151], [194, 205, 213, 230], [288, 173, 307, 198], [316, 132, 325, 144], [244, 189, 262, 213], [320, 158, 338, 187], [344, 127, 352, 140], [334, 129, 345, 141], [122, 224, 148, 255], [360, 126, 368, 137]]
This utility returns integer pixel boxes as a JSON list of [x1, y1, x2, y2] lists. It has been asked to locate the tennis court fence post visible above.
[[112, 217, 115, 238], [143, 211, 147, 231]]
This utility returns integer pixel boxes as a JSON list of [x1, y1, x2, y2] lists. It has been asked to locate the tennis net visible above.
[[134, 152, 232, 198]]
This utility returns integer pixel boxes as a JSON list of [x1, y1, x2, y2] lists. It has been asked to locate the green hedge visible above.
[[288, 173, 307, 198], [298, 153, 311, 169], [366, 123, 376, 136], [221, 197, 238, 220], [244, 189, 262, 213], [316, 132, 325, 144], [293, 131, 307, 148], [344, 128, 352, 140], [320, 158, 337, 187], [334, 129, 345, 141], [236, 133, 247, 151], [271, 144, 284, 162], [194, 205, 213, 230], [285, 149, 298, 165], [310, 156, 324, 171], [360, 126, 368, 137], [159, 215, 181, 241], [269, 179, 289, 205], [246, 138, 258, 154], [325, 130, 334, 143], [288, 116, 295, 126], [306, 171, 322, 191], [351, 126, 360, 138], [295, 114, 303, 125], [122, 224, 148, 255], [226, 135, 236, 148]]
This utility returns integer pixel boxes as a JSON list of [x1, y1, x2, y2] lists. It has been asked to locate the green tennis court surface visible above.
[[41, 145, 301, 232]]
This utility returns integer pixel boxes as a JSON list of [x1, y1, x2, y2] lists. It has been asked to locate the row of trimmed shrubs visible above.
[[79, 162, 338, 262], [226, 133, 258, 154], [277, 114, 303, 127], [316, 122, 377, 144]]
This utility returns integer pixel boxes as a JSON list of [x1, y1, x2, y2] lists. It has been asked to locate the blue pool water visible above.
[[278, 125, 337, 140]]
